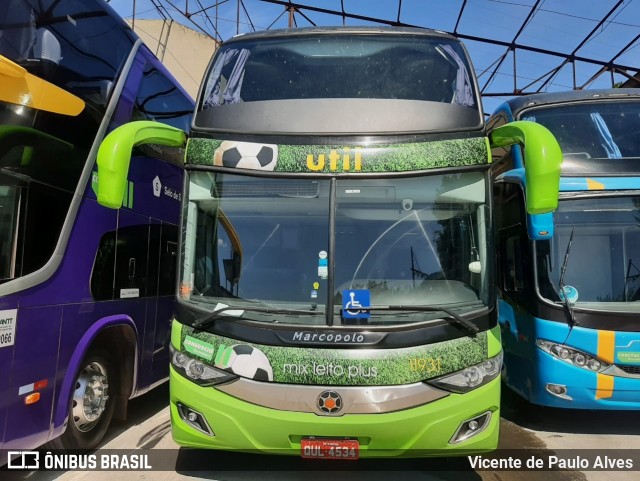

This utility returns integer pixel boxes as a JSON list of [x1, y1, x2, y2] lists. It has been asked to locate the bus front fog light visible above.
[[546, 383, 571, 400], [450, 411, 492, 444], [177, 402, 214, 436]]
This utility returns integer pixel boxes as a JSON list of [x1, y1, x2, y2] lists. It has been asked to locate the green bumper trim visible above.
[[170, 368, 500, 454]]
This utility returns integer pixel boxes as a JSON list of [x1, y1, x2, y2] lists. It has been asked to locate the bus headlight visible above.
[[536, 339, 610, 372], [428, 351, 503, 393], [170, 345, 238, 386]]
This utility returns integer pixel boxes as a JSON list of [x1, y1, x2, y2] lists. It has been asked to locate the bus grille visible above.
[[617, 365, 640, 376]]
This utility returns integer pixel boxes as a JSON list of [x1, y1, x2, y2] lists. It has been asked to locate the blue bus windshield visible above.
[[536, 196, 640, 312], [521, 101, 640, 160]]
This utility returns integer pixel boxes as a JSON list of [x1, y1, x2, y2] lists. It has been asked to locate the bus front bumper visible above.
[[531, 349, 640, 409], [169, 366, 500, 456]]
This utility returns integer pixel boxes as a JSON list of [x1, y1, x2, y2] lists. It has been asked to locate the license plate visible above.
[[301, 438, 359, 460]]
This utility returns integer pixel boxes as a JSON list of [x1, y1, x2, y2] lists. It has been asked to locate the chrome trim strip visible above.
[[603, 364, 640, 380], [216, 379, 449, 416]]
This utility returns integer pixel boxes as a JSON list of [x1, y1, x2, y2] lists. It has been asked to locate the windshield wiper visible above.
[[192, 305, 324, 331], [367, 304, 480, 335], [558, 227, 576, 327]]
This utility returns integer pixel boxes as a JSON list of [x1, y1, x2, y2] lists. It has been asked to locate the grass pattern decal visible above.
[[181, 327, 488, 386], [187, 136, 488, 173]]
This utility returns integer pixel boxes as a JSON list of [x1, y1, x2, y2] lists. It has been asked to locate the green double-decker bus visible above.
[[95, 26, 561, 458]]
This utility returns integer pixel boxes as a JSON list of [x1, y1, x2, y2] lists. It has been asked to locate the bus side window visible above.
[[505, 236, 524, 292], [159, 224, 179, 296], [495, 182, 528, 296], [91, 231, 116, 300], [114, 225, 151, 298], [132, 56, 193, 132], [91, 224, 154, 299]]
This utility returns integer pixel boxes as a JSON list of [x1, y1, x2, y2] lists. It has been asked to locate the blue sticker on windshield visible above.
[[342, 289, 370, 319]]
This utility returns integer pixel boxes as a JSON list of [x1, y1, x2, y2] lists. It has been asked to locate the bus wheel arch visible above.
[[52, 322, 137, 450]]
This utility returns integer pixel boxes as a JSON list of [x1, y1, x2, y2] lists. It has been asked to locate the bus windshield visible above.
[[0, 0, 135, 284], [521, 101, 640, 160], [181, 170, 490, 325], [194, 32, 481, 134], [536, 196, 640, 312]]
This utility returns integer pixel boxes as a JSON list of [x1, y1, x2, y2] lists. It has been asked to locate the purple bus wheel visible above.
[[72, 360, 110, 431], [51, 349, 117, 450]]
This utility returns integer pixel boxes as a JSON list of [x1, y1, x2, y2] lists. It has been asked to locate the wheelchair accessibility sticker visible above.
[[342, 290, 370, 319]]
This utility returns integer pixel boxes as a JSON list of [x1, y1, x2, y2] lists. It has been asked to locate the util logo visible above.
[[306, 147, 362, 172]]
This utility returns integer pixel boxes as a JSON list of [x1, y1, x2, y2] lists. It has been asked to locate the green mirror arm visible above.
[[97, 120, 187, 209], [489, 120, 562, 215]]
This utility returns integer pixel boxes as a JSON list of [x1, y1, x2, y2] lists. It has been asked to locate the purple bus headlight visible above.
[[170, 345, 238, 386], [428, 351, 503, 393]]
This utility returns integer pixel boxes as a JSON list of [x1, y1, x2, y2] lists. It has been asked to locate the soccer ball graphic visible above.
[[317, 391, 343, 414], [225, 344, 274, 381], [213, 141, 278, 171]]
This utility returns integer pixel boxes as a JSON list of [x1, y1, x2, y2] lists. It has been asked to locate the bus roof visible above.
[[502, 88, 640, 118], [225, 25, 457, 43]]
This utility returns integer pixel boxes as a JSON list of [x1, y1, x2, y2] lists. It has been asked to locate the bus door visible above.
[[112, 209, 153, 394], [149, 222, 178, 382]]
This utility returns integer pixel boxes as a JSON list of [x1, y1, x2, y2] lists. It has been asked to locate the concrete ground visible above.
[[4, 384, 639, 481]]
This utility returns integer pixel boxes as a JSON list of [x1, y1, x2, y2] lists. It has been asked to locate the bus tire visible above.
[[53, 349, 117, 450]]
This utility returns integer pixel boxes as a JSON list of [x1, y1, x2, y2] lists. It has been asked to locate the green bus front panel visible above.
[[170, 367, 500, 456]]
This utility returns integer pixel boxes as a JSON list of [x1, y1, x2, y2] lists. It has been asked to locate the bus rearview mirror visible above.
[[96, 120, 186, 209]]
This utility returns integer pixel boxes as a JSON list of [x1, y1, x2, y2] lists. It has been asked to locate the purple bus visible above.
[[0, 0, 193, 454]]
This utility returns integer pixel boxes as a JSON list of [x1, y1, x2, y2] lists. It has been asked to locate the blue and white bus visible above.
[[490, 88, 640, 409]]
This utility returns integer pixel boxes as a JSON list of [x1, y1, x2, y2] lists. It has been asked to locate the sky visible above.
[[108, 0, 640, 114]]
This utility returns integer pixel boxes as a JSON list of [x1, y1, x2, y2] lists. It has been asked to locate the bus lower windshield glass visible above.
[[181, 171, 490, 325], [536, 196, 640, 312]]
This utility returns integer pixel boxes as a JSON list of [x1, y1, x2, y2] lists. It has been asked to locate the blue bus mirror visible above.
[[528, 212, 554, 240]]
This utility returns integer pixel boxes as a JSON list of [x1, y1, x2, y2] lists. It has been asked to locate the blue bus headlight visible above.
[[536, 339, 610, 372], [428, 351, 503, 393], [170, 345, 238, 386]]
